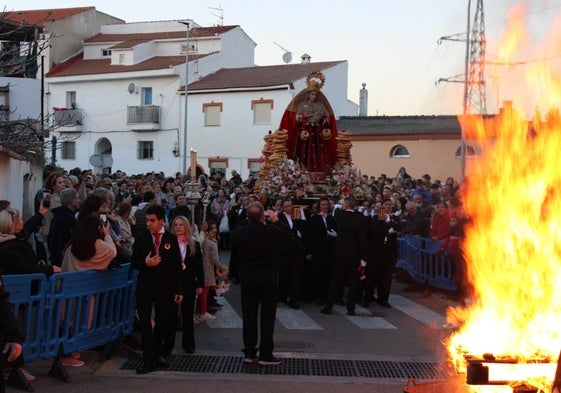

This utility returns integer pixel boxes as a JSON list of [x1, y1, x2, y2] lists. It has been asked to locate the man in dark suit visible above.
[[365, 198, 404, 308], [276, 198, 307, 309], [231, 201, 291, 366], [131, 205, 184, 374], [321, 196, 367, 316], [227, 194, 250, 283], [309, 197, 337, 305]]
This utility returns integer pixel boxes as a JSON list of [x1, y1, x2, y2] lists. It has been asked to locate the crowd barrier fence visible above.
[[396, 236, 457, 292], [3, 264, 137, 390]]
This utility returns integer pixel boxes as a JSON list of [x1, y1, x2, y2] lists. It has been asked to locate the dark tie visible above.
[[153, 232, 162, 253]]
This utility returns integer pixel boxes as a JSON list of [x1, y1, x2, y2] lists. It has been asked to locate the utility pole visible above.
[[437, 0, 487, 178]]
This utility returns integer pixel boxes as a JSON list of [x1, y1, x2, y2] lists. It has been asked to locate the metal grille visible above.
[[121, 354, 447, 379]]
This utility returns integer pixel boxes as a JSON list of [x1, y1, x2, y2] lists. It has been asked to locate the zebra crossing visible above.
[[204, 294, 454, 330]]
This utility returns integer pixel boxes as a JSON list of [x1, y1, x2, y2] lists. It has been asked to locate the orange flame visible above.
[[445, 4, 561, 391]]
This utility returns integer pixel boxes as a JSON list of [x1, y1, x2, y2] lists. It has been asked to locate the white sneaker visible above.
[[202, 312, 216, 321]]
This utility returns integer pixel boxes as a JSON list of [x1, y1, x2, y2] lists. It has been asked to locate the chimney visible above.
[[300, 53, 311, 64], [359, 83, 368, 116]]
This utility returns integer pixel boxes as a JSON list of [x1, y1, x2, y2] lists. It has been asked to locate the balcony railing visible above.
[[127, 105, 160, 130], [54, 109, 83, 132]]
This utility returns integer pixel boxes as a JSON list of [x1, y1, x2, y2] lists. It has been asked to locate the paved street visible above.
[[8, 251, 463, 393]]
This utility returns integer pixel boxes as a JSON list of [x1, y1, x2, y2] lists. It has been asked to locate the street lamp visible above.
[[179, 20, 190, 175]]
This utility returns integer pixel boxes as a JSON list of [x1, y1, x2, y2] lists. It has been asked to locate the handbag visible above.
[[219, 214, 229, 233]]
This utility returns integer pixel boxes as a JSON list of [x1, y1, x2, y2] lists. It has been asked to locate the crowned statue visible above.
[[279, 71, 339, 174]]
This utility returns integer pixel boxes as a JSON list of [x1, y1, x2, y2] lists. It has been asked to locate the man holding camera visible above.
[[231, 202, 291, 366]]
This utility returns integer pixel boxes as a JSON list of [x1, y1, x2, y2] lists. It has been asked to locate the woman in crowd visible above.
[[0, 208, 61, 276], [169, 216, 203, 354], [430, 201, 451, 241], [61, 214, 116, 272], [195, 221, 227, 323], [60, 214, 116, 367], [210, 188, 230, 250], [114, 202, 134, 262]]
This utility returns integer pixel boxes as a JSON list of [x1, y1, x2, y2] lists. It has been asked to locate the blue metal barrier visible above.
[[2, 274, 48, 363], [3, 264, 137, 369], [42, 264, 136, 359], [396, 236, 457, 292]]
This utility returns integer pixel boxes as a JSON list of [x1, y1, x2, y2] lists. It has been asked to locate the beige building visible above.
[[339, 115, 483, 182]]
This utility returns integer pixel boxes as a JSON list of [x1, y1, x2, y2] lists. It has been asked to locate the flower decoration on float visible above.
[[328, 162, 373, 201], [306, 71, 326, 91], [257, 156, 315, 200]]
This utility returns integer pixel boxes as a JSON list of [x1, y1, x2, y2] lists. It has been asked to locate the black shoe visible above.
[[258, 356, 282, 366], [136, 362, 156, 374], [320, 307, 332, 315], [375, 299, 391, 308], [347, 310, 356, 316], [243, 354, 257, 364], [183, 346, 195, 354], [286, 300, 300, 310], [155, 356, 169, 368]]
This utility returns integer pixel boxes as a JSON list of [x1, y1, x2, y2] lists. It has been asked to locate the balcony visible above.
[[54, 109, 83, 132], [127, 105, 160, 131]]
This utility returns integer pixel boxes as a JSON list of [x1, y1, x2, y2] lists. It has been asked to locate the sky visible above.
[[4, 0, 561, 116]]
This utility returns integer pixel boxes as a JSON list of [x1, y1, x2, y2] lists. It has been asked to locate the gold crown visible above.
[[306, 71, 325, 91]]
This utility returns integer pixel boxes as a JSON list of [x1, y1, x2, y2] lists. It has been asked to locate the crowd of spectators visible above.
[[0, 164, 469, 377]]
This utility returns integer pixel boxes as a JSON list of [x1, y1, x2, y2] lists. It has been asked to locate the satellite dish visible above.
[[273, 42, 293, 64], [101, 155, 114, 167], [127, 83, 136, 94], [89, 154, 103, 167]]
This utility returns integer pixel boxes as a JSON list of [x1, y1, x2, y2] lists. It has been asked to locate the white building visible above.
[[46, 19, 357, 179], [0, 77, 43, 216]]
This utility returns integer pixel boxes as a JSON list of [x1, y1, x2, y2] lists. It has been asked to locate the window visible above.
[[180, 43, 195, 53], [141, 87, 152, 105], [203, 102, 222, 126], [137, 141, 154, 159], [252, 99, 273, 125], [455, 145, 477, 157], [66, 91, 76, 109], [119, 54, 125, 64], [247, 158, 263, 178], [208, 157, 228, 177], [390, 145, 410, 158], [101, 49, 112, 57], [61, 142, 76, 159]]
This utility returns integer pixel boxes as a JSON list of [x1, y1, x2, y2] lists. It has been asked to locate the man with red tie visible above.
[[132, 205, 183, 374]]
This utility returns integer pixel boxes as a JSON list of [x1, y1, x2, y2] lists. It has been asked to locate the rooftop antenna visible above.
[[273, 42, 292, 64], [208, 5, 223, 26]]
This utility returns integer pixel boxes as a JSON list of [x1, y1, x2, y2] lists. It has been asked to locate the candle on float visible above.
[[190, 148, 197, 181]]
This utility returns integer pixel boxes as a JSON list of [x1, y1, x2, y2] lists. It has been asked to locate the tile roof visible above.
[[337, 116, 462, 136], [187, 61, 345, 91], [84, 25, 237, 43], [46, 53, 202, 77], [3, 7, 96, 28]]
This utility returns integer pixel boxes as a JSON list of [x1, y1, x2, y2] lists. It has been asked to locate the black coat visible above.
[[0, 238, 54, 276], [47, 206, 77, 266], [334, 209, 368, 263], [309, 213, 337, 256], [231, 220, 292, 287], [276, 213, 307, 255], [182, 241, 204, 296], [131, 230, 184, 298]]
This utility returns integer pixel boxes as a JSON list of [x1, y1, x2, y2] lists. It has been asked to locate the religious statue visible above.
[[279, 71, 338, 174]]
